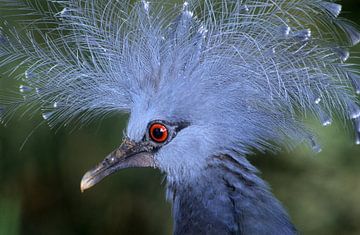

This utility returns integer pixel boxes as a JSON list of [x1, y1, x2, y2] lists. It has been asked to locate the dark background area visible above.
[[1, 1, 360, 235]]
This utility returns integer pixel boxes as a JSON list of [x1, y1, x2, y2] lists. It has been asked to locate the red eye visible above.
[[149, 123, 169, 143]]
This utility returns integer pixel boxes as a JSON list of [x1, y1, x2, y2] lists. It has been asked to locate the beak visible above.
[[80, 138, 156, 192]]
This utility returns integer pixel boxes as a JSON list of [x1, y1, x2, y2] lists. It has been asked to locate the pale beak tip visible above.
[[80, 171, 95, 193]]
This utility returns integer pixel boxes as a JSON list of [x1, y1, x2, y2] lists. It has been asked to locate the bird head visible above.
[[79, 35, 315, 190], [79, 43, 303, 191], [80, 81, 226, 191]]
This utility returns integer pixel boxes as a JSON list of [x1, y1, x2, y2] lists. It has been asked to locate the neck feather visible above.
[[166, 154, 297, 235]]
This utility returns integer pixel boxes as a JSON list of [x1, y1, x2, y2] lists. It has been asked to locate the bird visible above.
[[0, 0, 360, 234]]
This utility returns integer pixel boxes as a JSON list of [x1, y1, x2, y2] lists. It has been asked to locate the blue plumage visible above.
[[0, 0, 359, 147], [0, 0, 359, 234]]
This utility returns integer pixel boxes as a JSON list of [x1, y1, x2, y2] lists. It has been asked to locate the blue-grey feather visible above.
[[167, 154, 297, 234], [355, 119, 360, 145], [319, 1, 342, 18], [348, 72, 360, 95]]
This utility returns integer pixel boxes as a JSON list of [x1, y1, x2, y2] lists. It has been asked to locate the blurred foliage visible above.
[[0, 197, 21, 235], [1, 1, 360, 235]]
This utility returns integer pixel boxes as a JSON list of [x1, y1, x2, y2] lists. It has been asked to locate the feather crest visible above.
[[0, 0, 359, 151]]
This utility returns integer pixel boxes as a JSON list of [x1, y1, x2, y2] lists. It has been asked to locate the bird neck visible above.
[[166, 154, 297, 235]]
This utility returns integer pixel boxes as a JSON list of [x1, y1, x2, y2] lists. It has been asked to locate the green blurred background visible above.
[[1, 1, 360, 235]]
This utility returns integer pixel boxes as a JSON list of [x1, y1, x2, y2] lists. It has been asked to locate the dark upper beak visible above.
[[80, 138, 156, 192]]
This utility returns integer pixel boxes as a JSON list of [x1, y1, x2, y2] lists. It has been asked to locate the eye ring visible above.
[[149, 123, 169, 143]]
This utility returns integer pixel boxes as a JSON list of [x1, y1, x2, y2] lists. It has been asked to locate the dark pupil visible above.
[[152, 128, 164, 139]]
